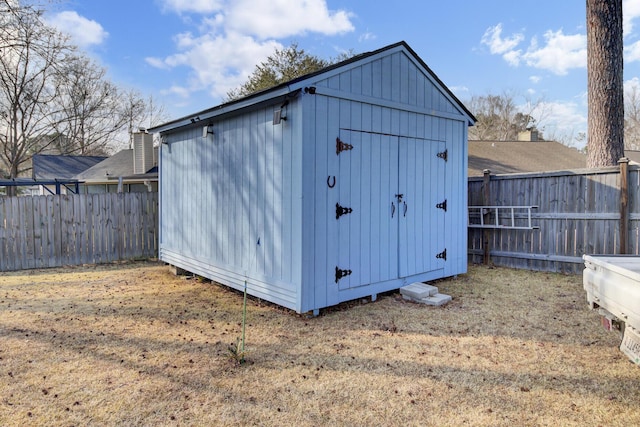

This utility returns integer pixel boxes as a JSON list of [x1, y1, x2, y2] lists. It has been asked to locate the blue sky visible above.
[[45, 0, 640, 149]]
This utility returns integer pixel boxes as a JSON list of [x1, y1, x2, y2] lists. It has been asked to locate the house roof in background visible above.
[[468, 140, 587, 177], [32, 154, 107, 180], [74, 149, 132, 181], [74, 149, 158, 182]]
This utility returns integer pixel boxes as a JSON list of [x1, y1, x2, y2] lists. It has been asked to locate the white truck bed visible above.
[[583, 254, 640, 365]]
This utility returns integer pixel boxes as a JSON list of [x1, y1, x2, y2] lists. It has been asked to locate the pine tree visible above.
[[586, 0, 624, 167]]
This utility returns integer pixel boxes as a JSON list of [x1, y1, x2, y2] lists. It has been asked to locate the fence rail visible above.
[[468, 162, 640, 274], [2, 165, 636, 275], [0, 192, 158, 272]]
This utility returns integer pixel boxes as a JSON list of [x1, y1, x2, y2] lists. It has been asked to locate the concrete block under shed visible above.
[[418, 293, 452, 306], [400, 282, 439, 299], [170, 264, 192, 276], [400, 282, 451, 306]]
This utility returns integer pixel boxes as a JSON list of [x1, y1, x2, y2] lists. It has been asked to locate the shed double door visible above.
[[335, 129, 446, 291]]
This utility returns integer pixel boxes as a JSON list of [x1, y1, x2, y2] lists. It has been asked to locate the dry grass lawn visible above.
[[1, 261, 639, 426]]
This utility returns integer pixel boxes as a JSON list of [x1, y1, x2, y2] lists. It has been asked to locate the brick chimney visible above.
[[517, 129, 539, 142]]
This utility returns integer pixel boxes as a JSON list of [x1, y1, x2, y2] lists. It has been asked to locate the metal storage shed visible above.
[[150, 41, 476, 314]]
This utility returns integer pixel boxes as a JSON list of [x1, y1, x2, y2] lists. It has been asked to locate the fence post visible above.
[[619, 157, 629, 254], [482, 169, 491, 265]]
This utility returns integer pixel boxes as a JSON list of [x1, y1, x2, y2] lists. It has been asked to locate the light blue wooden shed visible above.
[[150, 41, 476, 314]]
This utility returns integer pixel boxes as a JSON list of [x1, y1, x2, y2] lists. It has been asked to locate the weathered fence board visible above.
[[0, 192, 158, 272], [469, 165, 640, 274]]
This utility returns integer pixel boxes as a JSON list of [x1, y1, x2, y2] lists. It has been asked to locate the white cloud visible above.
[[484, 1, 640, 73], [481, 24, 524, 55], [147, 32, 282, 99], [624, 0, 640, 35], [522, 30, 586, 75], [160, 0, 224, 14], [502, 49, 522, 67], [46, 11, 108, 48], [626, 40, 640, 62], [449, 85, 469, 98], [359, 31, 376, 43], [145, 56, 170, 70], [536, 101, 586, 128], [481, 25, 585, 75], [226, 0, 354, 39], [163, 85, 192, 99], [148, 0, 355, 102], [531, 100, 588, 148], [625, 76, 640, 92]]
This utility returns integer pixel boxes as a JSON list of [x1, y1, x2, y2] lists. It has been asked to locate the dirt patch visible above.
[[0, 261, 638, 426]]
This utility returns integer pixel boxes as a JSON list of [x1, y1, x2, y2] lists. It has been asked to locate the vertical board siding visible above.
[[336, 129, 401, 290], [315, 51, 462, 117], [159, 102, 299, 294], [300, 45, 471, 310], [0, 192, 158, 272], [309, 90, 467, 308], [468, 166, 639, 273]]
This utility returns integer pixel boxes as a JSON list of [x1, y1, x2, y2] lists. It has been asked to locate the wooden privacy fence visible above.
[[0, 192, 158, 272], [468, 161, 640, 274]]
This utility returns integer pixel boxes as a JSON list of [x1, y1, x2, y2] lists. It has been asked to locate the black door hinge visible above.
[[436, 199, 447, 211], [436, 249, 447, 261], [335, 266, 352, 283], [336, 203, 353, 219], [336, 137, 354, 155], [437, 149, 448, 162]]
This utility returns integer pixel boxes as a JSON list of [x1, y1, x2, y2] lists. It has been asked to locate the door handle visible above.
[[391, 201, 396, 218], [403, 201, 407, 217]]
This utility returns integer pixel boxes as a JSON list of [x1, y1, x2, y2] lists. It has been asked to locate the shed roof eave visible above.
[[148, 86, 298, 134]]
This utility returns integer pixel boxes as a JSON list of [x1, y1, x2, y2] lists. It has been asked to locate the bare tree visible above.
[[586, 0, 624, 167], [143, 94, 169, 131], [0, 1, 170, 197], [625, 81, 640, 150], [53, 55, 127, 156], [117, 90, 169, 149], [55, 71, 169, 153], [0, 0, 73, 194], [467, 91, 538, 141]]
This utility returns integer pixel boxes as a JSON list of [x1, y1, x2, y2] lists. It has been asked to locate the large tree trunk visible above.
[[586, 0, 624, 167]]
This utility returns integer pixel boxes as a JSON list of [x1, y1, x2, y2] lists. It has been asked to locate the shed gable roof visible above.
[[150, 41, 475, 134], [308, 42, 474, 122]]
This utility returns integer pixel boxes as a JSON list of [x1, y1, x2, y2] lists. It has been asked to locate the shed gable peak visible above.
[[300, 44, 473, 124], [149, 41, 474, 135]]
